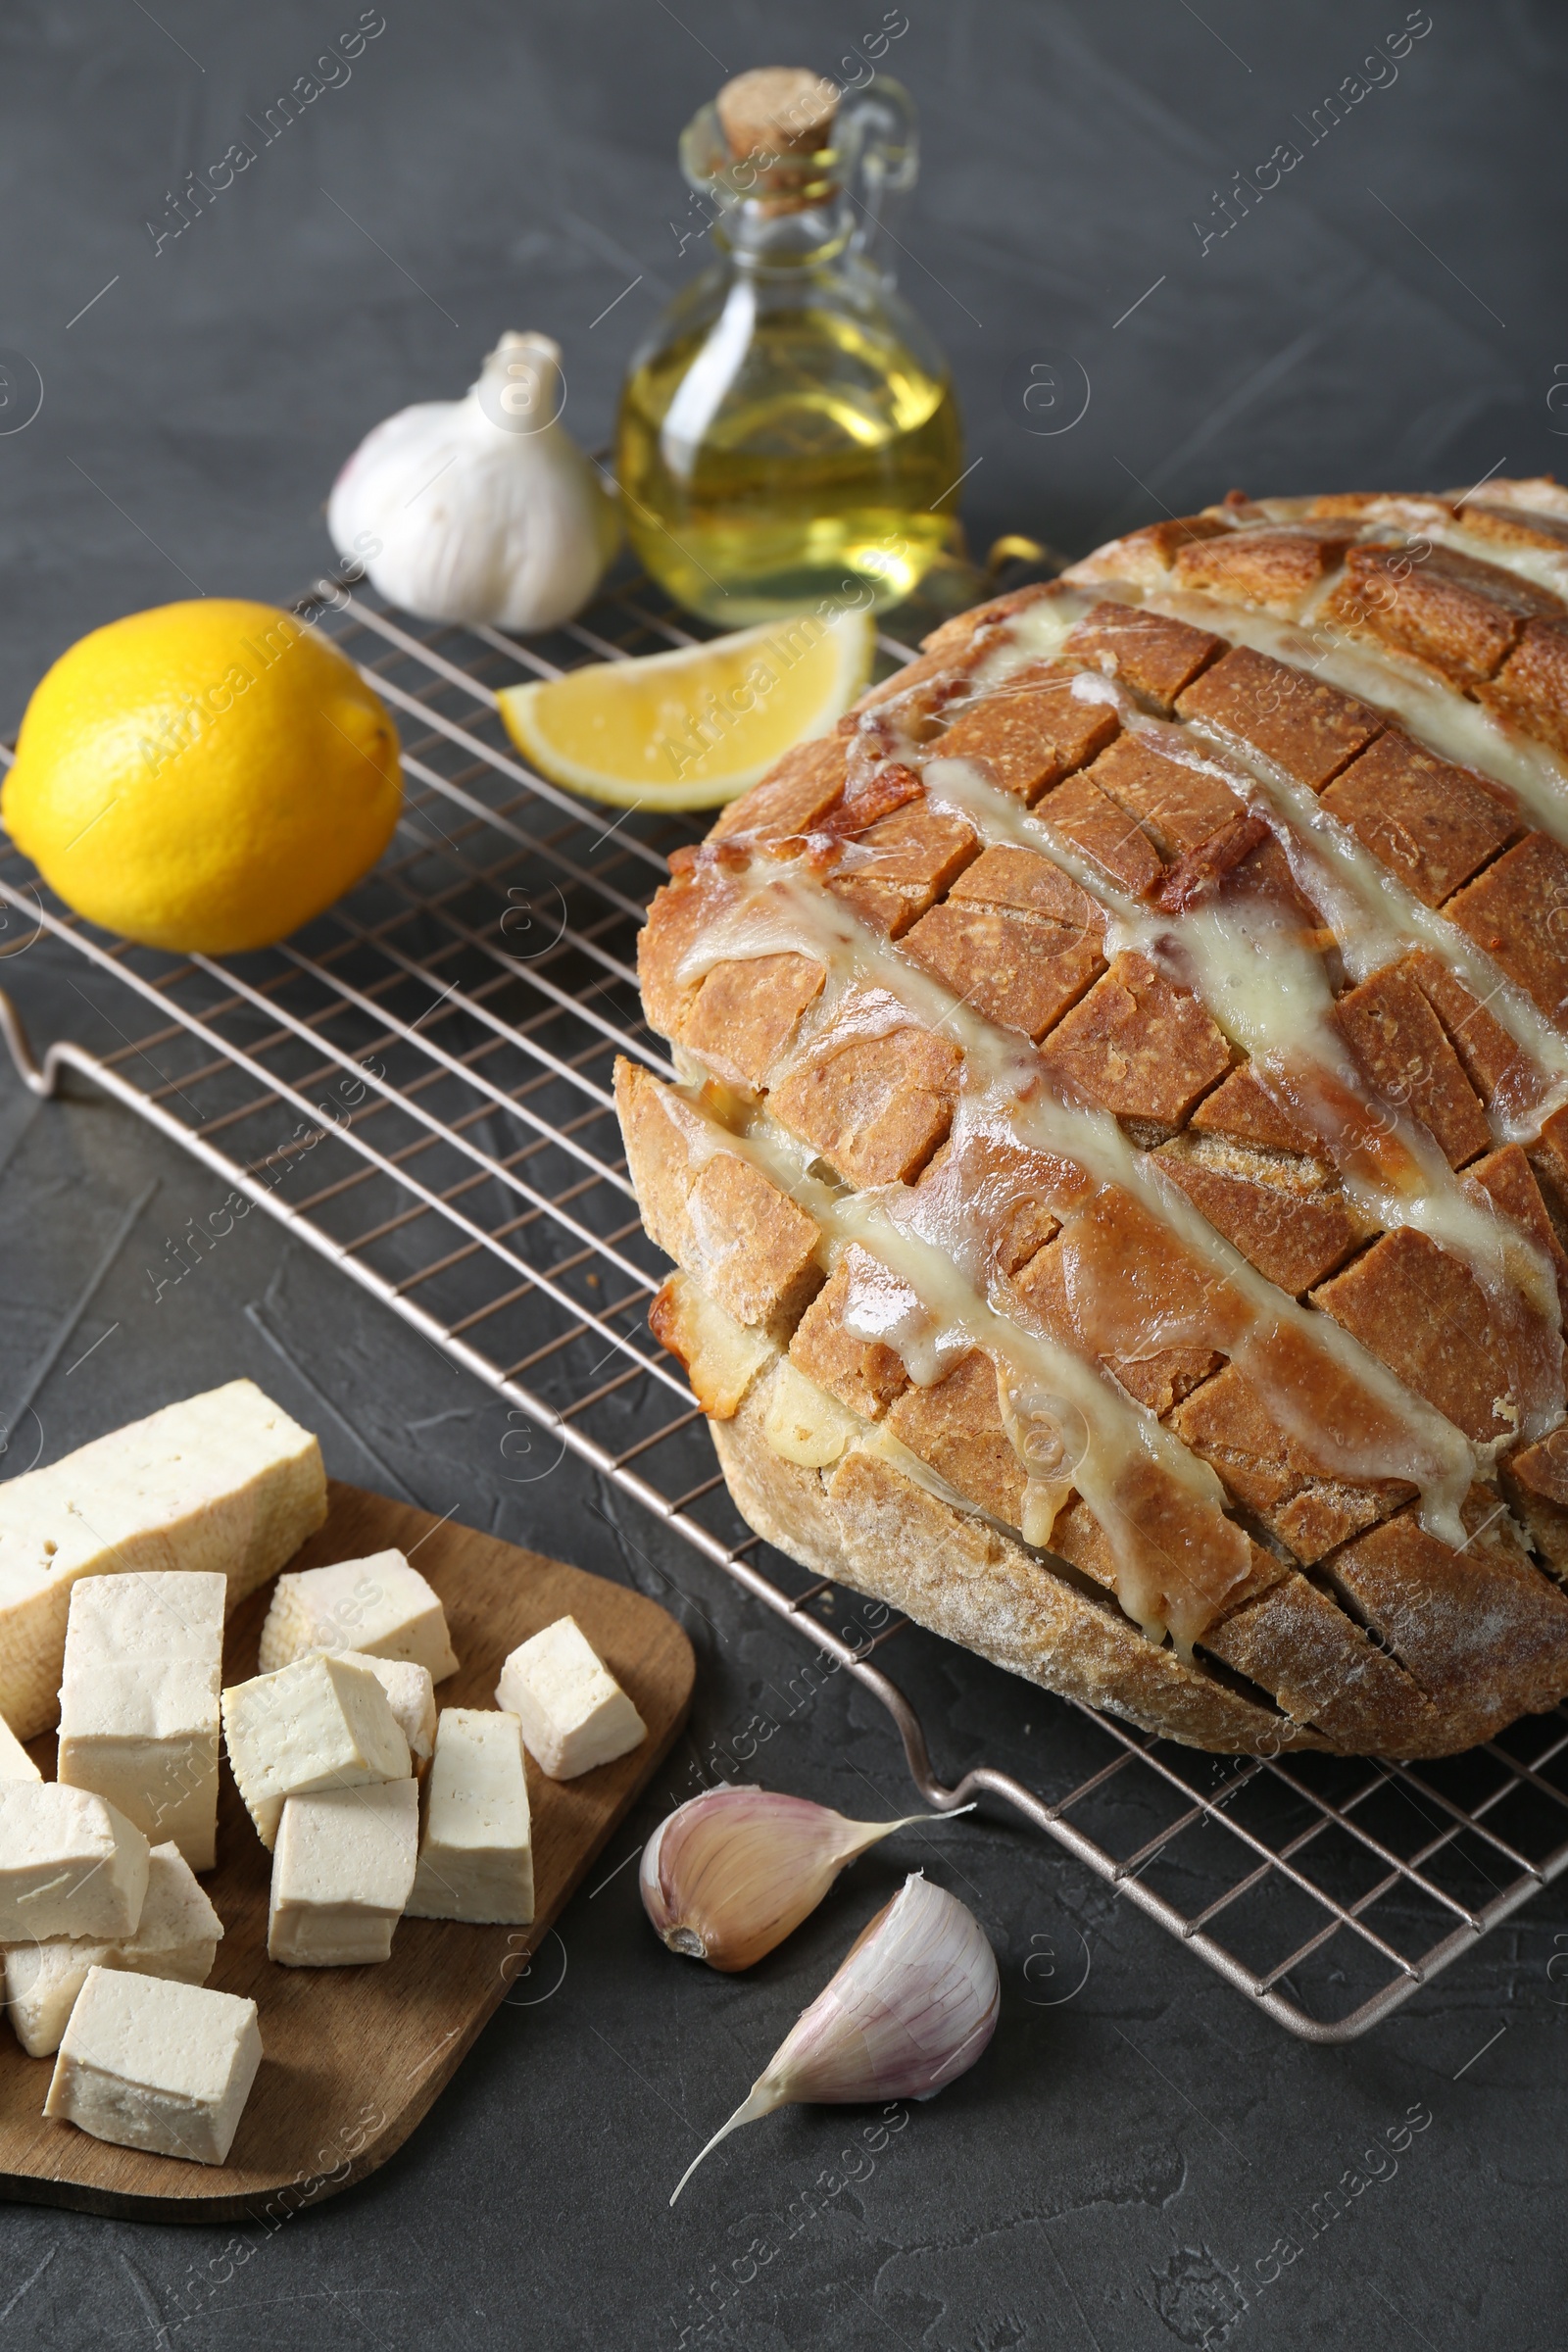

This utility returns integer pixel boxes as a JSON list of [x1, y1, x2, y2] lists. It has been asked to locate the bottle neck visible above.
[[714, 192, 853, 271]]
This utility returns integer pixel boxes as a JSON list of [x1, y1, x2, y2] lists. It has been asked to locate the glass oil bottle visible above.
[[615, 66, 963, 624]]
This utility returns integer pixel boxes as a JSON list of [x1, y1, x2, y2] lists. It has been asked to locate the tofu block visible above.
[[496, 1617, 647, 1781], [407, 1709, 534, 1925], [221, 1653, 411, 1850], [0, 1710, 39, 1784], [5, 1839, 223, 2058], [0, 1783, 148, 1941], [333, 1652, 436, 1773], [44, 1967, 261, 2166], [56, 1572, 223, 1870], [0, 1379, 326, 1740], [257, 1550, 459, 1683], [268, 1780, 419, 1967]]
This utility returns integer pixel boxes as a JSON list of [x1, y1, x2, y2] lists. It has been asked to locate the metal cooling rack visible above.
[[4, 569, 1568, 2044]]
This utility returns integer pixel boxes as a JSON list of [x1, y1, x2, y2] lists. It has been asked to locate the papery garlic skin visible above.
[[669, 1873, 999, 2203], [641, 1786, 946, 1972], [327, 332, 619, 631], [758, 1873, 1000, 2107]]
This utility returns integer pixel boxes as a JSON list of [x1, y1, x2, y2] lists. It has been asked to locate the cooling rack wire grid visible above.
[[4, 569, 1566, 2041]]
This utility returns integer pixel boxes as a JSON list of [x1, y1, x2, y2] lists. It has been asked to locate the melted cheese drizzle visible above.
[[674, 856, 1479, 1583], [1147, 586, 1568, 857], [657, 545, 1568, 1640], [913, 742, 1560, 1346], [1000, 593, 1568, 1111], [1252, 490, 1568, 612], [652, 1054, 1248, 1643]]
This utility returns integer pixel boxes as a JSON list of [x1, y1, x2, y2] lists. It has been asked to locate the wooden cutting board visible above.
[[0, 1481, 696, 2222]]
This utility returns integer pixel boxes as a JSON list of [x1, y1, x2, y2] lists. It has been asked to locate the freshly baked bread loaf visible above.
[[618, 478, 1568, 1756]]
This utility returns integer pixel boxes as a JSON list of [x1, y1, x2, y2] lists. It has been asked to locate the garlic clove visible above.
[[640, 1785, 968, 1972], [326, 331, 619, 633], [669, 1873, 999, 2203]]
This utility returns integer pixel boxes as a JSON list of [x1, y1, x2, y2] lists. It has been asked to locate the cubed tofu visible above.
[[0, 1379, 325, 1740], [332, 1653, 436, 1774], [5, 1840, 223, 2058], [0, 1710, 39, 1784], [495, 1617, 647, 1782], [267, 1780, 419, 1967], [0, 1783, 148, 1941], [57, 1572, 223, 1871], [221, 1653, 411, 1850], [406, 1709, 534, 1926], [44, 1967, 262, 2167], [258, 1550, 459, 1683]]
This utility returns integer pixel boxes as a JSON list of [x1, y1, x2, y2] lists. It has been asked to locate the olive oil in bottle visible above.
[[615, 67, 964, 624]]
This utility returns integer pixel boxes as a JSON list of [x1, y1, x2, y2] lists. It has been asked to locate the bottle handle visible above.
[[835, 74, 918, 283]]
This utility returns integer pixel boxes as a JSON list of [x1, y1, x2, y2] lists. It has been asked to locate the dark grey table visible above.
[[2, 4, 1564, 2344]]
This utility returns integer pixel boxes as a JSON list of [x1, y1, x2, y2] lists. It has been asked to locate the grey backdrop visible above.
[[2, 3, 1565, 2347]]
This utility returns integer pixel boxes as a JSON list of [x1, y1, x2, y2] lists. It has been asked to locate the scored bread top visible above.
[[621, 477, 1568, 1756]]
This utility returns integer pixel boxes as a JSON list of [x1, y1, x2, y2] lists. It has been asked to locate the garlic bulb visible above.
[[326, 331, 619, 631], [669, 1873, 1000, 2203], [642, 1786, 962, 1972]]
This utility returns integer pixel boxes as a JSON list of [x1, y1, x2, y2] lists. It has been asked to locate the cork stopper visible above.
[[715, 66, 839, 163]]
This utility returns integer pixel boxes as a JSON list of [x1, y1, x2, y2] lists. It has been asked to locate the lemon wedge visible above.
[[497, 607, 875, 809]]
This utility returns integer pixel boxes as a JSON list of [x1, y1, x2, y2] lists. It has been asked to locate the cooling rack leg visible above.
[[0, 989, 57, 1099]]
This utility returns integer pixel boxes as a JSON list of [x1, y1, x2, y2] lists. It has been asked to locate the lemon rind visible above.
[[497, 609, 876, 810]]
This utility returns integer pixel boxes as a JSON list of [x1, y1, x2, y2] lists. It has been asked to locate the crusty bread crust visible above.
[[622, 480, 1568, 1756], [712, 1365, 1310, 1754]]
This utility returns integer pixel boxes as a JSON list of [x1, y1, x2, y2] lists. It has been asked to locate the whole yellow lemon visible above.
[[1, 599, 401, 954]]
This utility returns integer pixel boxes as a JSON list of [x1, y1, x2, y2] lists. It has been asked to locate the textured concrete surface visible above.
[[2, 3, 1565, 2346]]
